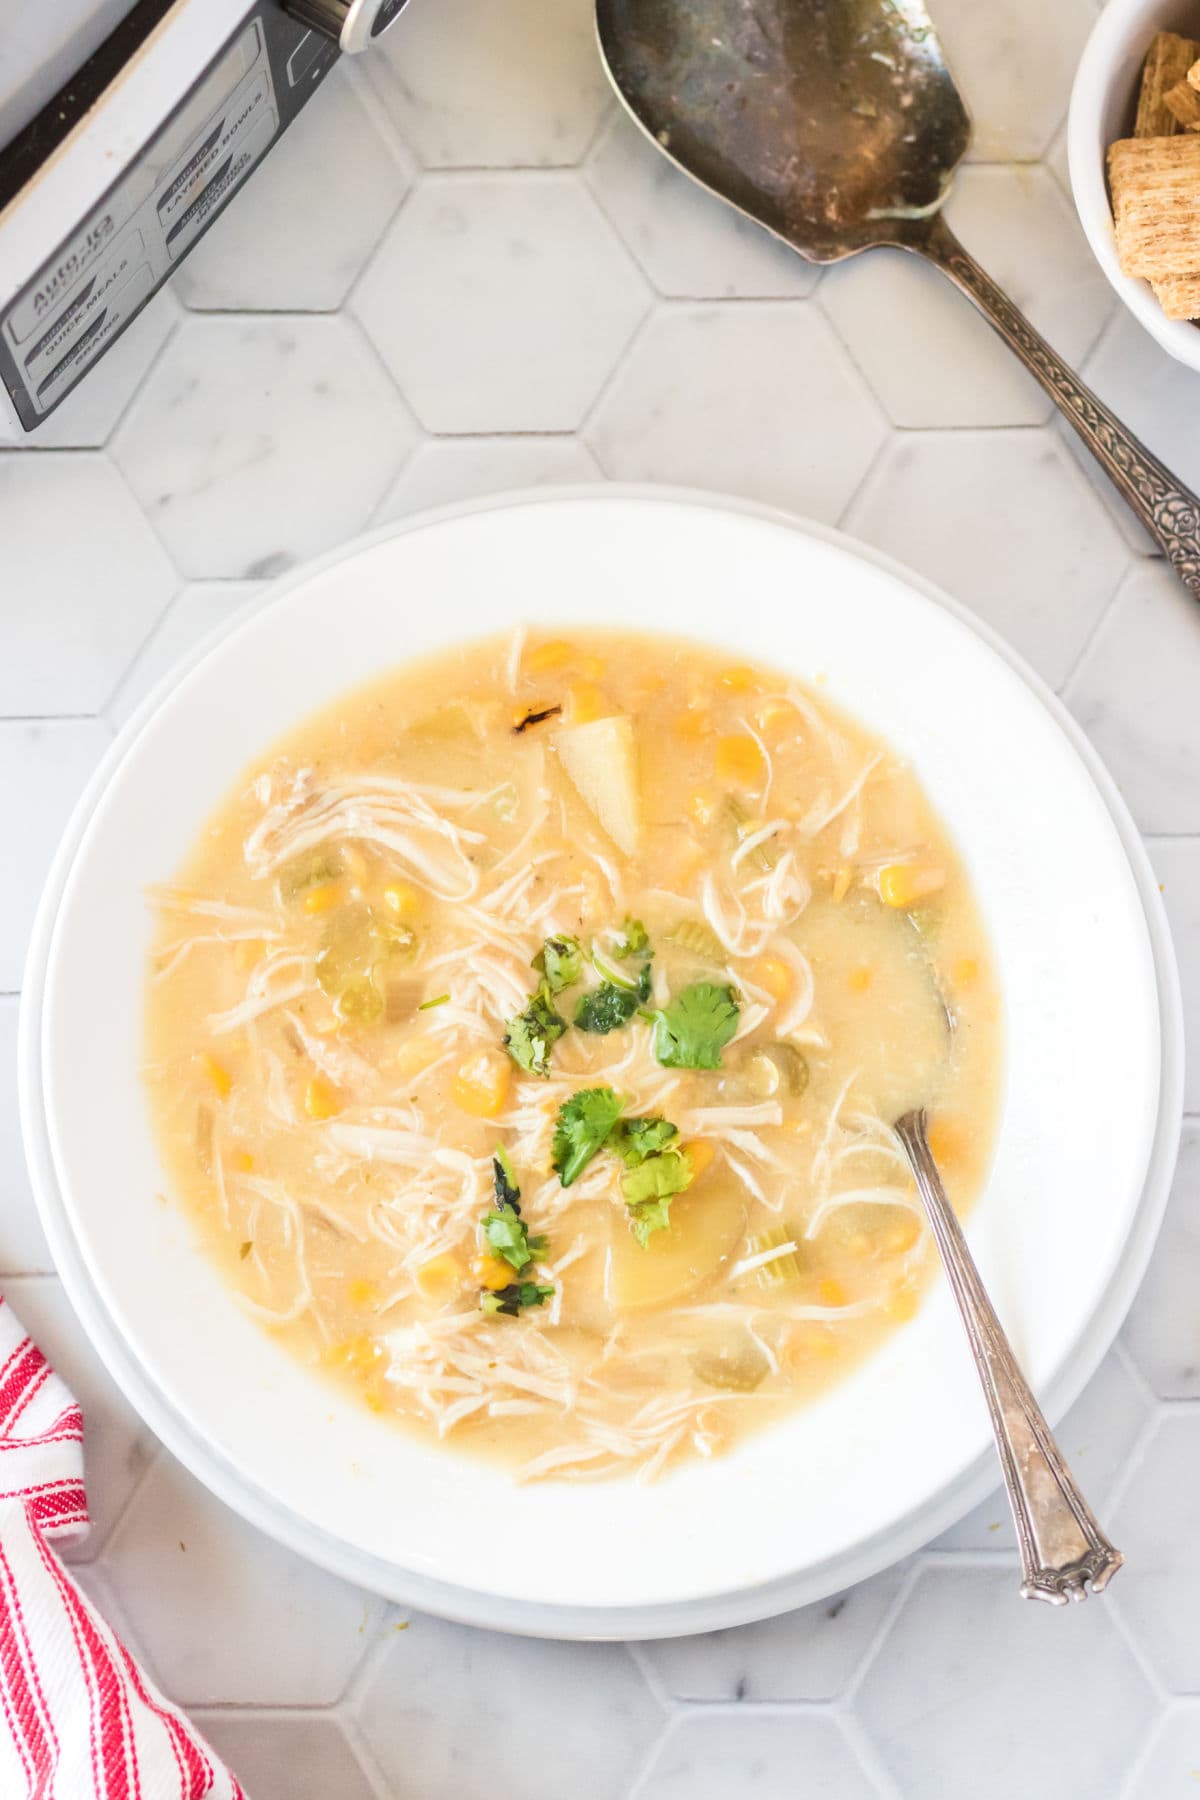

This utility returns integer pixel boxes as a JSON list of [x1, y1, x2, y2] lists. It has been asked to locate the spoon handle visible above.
[[893, 1109, 1123, 1604], [915, 215, 1200, 597]]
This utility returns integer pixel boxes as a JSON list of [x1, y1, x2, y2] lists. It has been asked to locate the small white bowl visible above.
[[1070, 0, 1200, 370], [20, 489, 1183, 1637]]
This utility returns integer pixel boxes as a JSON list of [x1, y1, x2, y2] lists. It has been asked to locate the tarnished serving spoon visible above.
[[594, 0, 1200, 600], [895, 1110, 1122, 1604]]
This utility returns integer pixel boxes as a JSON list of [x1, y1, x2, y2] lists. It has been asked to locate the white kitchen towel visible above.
[[0, 1293, 246, 1799]]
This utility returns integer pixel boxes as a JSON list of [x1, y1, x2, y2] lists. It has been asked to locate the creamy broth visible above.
[[145, 630, 1001, 1481]]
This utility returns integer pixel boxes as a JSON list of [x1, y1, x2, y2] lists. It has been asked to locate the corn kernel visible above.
[[756, 698, 798, 739], [578, 654, 606, 680], [303, 881, 343, 914], [883, 1214, 921, 1255], [382, 882, 420, 919], [528, 638, 574, 673], [887, 1282, 920, 1322], [847, 964, 873, 994], [347, 1278, 378, 1309], [751, 956, 791, 1002], [198, 1052, 232, 1098], [566, 681, 606, 724], [719, 665, 756, 692], [926, 1116, 967, 1169], [786, 1323, 838, 1364], [473, 1253, 513, 1291], [877, 864, 946, 909], [323, 1334, 379, 1376], [818, 1276, 847, 1307], [684, 1139, 716, 1181], [451, 1052, 511, 1119], [415, 1253, 464, 1302], [230, 1148, 255, 1174], [304, 1076, 341, 1121], [363, 1389, 387, 1414], [953, 956, 980, 989], [715, 733, 767, 788], [831, 866, 853, 904], [389, 1036, 441, 1078], [674, 707, 712, 742]]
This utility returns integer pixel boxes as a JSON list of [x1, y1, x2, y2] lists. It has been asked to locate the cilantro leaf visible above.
[[614, 917, 650, 959], [621, 1137, 693, 1244], [482, 1202, 546, 1273], [609, 1116, 680, 1165], [492, 1145, 521, 1210], [647, 982, 740, 1070], [575, 982, 639, 1034], [627, 1197, 675, 1248], [551, 1086, 624, 1187], [575, 962, 651, 1034], [533, 934, 583, 995], [481, 1281, 554, 1317], [503, 986, 567, 1077]]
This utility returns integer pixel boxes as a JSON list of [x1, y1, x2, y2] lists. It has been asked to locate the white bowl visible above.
[[1070, 0, 1200, 371], [20, 489, 1183, 1638]]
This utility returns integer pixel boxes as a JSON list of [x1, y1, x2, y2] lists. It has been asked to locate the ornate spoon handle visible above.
[[894, 1110, 1123, 1604], [910, 213, 1200, 599]]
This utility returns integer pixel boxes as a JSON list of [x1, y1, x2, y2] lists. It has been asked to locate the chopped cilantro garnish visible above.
[[503, 986, 567, 1077], [419, 993, 450, 1010], [576, 961, 651, 1034], [614, 916, 650, 959], [610, 1116, 694, 1243], [533, 934, 583, 994], [482, 1203, 547, 1274], [610, 1116, 680, 1164], [481, 1282, 555, 1317], [575, 981, 639, 1034], [492, 1145, 521, 1209], [551, 1086, 624, 1186], [647, 981, 740, 1070], [478, 1153, 552, 1310]]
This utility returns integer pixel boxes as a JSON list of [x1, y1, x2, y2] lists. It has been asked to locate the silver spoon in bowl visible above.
[[789, 897, 1123, 1602], [594, 0, 1200, 600], [894, 1108, 1122, 1603]]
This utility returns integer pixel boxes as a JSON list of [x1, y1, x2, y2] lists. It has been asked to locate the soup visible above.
[[145, 628, 1000, 1481]]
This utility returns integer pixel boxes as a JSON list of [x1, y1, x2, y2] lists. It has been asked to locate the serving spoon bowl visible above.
[[595, 0, 1200, 602]]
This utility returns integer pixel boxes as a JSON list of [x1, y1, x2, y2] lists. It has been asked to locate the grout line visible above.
[[1056, 582, 1121, 701], [836, 1705, 905, 1800], [102, 295, 184, 450], [625, 1710, 678, 1800], [575, 299, 660, 446], [0, 712, 102, 725], [626, 1639, 680, 1714], [100, 591, 185, 724], [842, 1556, 924, 1705]]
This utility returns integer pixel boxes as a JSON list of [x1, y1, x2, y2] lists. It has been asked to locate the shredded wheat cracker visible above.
[[1109, 135, 1200, 277], [1165, 78, 1200, 130], [1151, 269, 1200, 318], [1136, 31, 1200, 136]]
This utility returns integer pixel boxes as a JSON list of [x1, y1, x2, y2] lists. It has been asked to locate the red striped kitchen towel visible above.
[[0, 1294, 245, 1799]]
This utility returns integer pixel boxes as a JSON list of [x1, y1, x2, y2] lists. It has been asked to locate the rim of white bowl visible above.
[[1069, 0, 1200, 371], [19, 486, 1184, 1639]]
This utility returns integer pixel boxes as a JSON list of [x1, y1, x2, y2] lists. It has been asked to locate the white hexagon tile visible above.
[[6, 1, 1200, 1796]]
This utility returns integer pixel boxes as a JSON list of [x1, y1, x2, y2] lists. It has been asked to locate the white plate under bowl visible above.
[[21, 489, 1182, 1639]]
